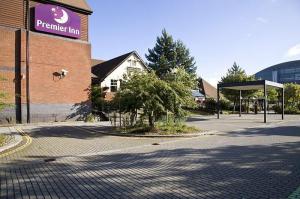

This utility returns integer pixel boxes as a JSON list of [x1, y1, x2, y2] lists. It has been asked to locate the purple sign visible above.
[[35, 4, 81, 39]]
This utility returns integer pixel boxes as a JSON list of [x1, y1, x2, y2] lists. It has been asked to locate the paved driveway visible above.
[[1, 115, 300, 198]]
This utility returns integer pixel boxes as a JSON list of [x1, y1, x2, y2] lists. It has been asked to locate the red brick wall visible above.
[[29, 33, 91, 104], [0, 28, 17, 104], [0, 0, 92, 123]]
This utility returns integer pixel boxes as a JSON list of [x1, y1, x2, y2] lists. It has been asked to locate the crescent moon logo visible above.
[[51, 7, 69, 24]]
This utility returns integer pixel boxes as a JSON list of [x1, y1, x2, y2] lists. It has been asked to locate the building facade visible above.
[[255, 60, 300, 84], [0, 0, 92, 124], [92, 51, 148, 101]]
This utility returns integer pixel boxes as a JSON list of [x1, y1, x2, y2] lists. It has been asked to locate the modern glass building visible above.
[[255, 60, 300, 84]]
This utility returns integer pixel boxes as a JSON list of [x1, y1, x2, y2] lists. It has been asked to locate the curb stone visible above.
[[0, 127, 23, 153], [74, 126, 218, 138]]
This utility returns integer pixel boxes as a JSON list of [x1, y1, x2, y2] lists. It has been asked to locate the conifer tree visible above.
[[146, 29, 196, 78], [220, 62, 255, 107]]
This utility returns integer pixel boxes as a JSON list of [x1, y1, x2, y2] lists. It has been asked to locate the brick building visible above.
[[0, 0, 92, 124]]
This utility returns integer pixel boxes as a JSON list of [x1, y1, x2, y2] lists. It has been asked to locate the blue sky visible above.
[[87, 0, 300, 86]]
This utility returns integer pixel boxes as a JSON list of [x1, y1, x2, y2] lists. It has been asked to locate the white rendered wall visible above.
[[101, 54, 147, 92]]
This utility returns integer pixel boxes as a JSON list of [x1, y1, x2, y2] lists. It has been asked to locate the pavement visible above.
[[0, 127, 22, 153], [0, 114, 300, 198]]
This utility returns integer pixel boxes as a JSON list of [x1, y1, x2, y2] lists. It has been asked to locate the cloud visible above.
[[256, 17, 268, 24], [286, 44, 300, 57]]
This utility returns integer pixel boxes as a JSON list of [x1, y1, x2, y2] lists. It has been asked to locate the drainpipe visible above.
[[26, 0, 31, 123]]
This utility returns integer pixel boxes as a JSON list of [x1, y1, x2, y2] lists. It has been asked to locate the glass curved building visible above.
[[255, 60, 300, 84]]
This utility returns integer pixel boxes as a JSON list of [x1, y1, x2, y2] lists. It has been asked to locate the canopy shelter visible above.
[[217, 80, 284, 123]]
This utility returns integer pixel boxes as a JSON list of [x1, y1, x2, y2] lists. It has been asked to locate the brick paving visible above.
[[1, 116, 300, 198]]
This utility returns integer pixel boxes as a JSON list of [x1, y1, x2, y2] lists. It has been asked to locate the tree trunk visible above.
[[130, 111, 136, 126], [233, 100, 236, 113], [148, 112, 154, 128]]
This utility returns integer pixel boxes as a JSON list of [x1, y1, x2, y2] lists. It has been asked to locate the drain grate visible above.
[[44, 158, 56, 163], [152, 143, 160, 145]]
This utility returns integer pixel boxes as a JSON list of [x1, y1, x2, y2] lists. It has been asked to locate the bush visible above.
[[220, 99, 231, 111], [273, 104, 299, 114], [85, 113, 95, 122], [204, 98, 217, 113], [273, 105, 282, 114], [285, 106, 299, 114]]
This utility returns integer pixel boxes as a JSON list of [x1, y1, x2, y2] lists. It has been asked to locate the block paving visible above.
[[0, 116, 300, 198]]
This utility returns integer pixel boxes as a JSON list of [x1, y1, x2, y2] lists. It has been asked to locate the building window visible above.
[[110, 79, 118, 92], [280, 68, 295, 74], [132, 60, 137, 66], [128, 59, 137, 67]]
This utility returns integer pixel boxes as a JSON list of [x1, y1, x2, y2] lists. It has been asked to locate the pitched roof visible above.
[[49, 0, 92, 13], [91, 59, 105, 67], [198, 78, 218, 99], [92, 51, 135, 82]]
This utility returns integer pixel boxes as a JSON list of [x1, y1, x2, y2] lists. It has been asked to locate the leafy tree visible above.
[[146, 29, 196, 78], [254, 88, 279, 104], [273, 83, 300, 114], [90, 85, 106, 111], [164, 67, 197, 116], [220, 62, 256, 109], [115, 69, 196, 128], [284, 83, 300, 108]]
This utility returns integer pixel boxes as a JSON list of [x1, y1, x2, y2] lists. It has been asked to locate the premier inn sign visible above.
[[35, 4, 81, 39]]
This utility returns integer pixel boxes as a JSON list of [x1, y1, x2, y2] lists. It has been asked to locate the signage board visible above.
[[35, 4, 81, 39]]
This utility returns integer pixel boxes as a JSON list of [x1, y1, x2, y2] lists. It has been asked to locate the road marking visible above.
[[0, 128, 32, 158]]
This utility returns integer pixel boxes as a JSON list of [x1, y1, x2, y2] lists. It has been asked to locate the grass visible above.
[[116, 122, 200, 135], [0, 134, 7, 147]]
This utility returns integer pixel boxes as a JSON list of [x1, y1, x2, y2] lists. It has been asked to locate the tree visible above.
[[146, 29, 196, 78], [115, 69, 196, 128], [284, 83, 300, 108], [220, 62, 256, 109], [90, 85, 106, 111]]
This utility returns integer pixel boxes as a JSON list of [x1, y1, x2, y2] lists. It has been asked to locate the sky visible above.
[[87, 0, 300, 86]]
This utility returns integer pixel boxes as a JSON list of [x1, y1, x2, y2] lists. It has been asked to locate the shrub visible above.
[[273, 104, 299, 114], [220, 99, 231, 111], [204, 98, 217, 113], [85, 113, 95, 122]]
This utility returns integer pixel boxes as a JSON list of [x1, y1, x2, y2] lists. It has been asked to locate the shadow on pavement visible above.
[[1, 126, 300, 198], [225, 125, 300, 137], [26, 125, 113, 139]]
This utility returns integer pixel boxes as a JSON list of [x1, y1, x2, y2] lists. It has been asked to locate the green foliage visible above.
[[117, 121, 199, 135], [267, 88, 279, 103], [0, 134, 6, 147], [283, 83, 300, 113], [155, 122, 198, 135], [220, 99, 232, 111], [90, 85, 105, 110], [272, 83, 300, 114], [146, 29, 196, 78], [90, 85, 117, 112], [0, 76, 8, 111], [254, 88, 279, 103], [204, 98, 217, 113], [115, 69, 196, 127], [85, 113, 95, 122], [220, 62, 256, 103], [284, 83, 300, 106]]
